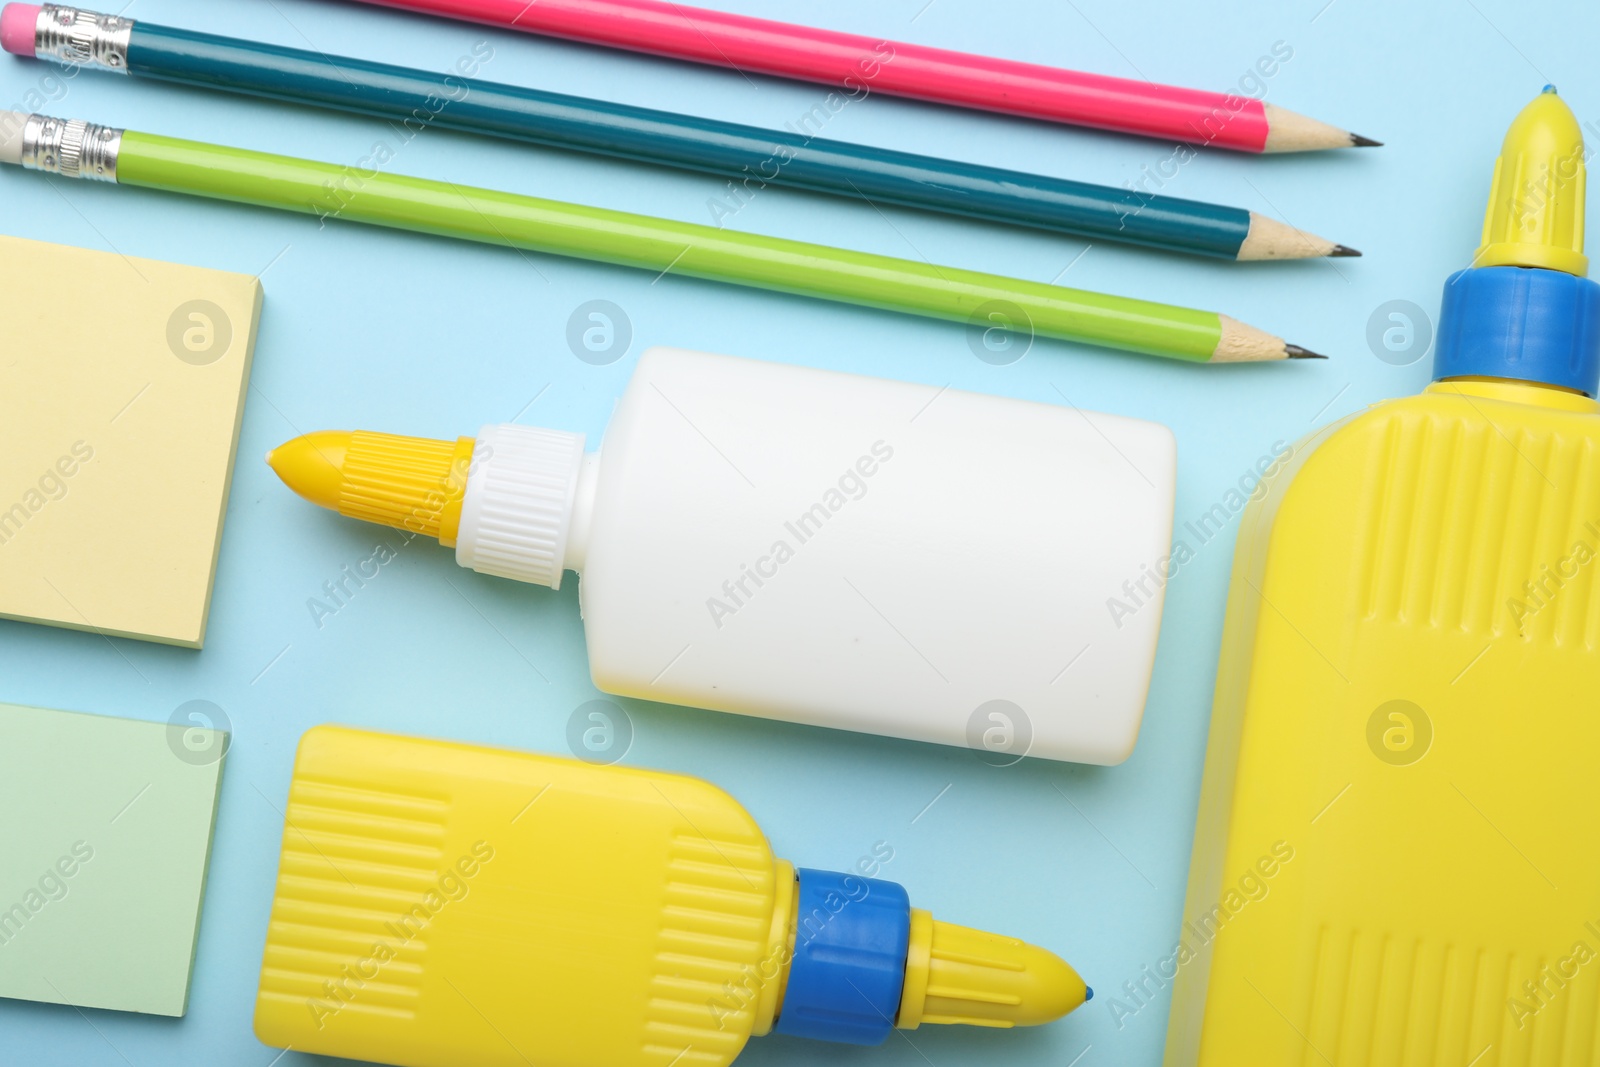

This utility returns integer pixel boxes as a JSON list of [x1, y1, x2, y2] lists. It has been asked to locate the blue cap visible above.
[[1434, 266, 1600, 395], [772, 868, 910, 1045]]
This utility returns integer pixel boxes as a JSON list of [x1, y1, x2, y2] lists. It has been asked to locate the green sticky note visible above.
[[0, 702, 226, 1016]]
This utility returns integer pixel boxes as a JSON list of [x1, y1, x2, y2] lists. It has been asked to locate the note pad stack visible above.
[[0, 234, 261, 647], [0, 702, 227, 1016]]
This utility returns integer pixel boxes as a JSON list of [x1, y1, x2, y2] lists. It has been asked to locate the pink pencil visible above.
[[346, 0, 1377, 153]]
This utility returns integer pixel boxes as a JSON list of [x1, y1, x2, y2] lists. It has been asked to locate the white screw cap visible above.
[[456, 423, 586, 590]]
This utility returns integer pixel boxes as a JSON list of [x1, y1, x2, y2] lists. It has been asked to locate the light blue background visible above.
[[0, 0, 1594, 1063]]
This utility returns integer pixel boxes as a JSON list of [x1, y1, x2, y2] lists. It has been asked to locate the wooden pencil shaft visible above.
[[352, 0, 1289, 150], [110, 129, 1233, 361], [116, 21, 1255, 258]]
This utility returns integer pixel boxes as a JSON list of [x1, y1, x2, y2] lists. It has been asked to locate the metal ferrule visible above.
[[19, 113, 123, 181], [34, 4, 133, 73]]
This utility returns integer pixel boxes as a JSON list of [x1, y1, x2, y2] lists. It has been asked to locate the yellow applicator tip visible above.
[[266, 429, 477, 545], [896, 910, 1088, 1031], [1473, 84, 1588, 275], [267, 431, 352, 512]]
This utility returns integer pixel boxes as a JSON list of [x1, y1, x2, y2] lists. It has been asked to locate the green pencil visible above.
[[0, 111, 1327, 363]]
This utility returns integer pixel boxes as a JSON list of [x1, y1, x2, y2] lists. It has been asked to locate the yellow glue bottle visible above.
[[1166, 88, 1600, 1063], [254, 726, 1088, 1067]]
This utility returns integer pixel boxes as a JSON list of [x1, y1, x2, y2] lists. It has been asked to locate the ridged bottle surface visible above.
[[254, 726, 779, 1067], [1165, 381, 1600, 1065]]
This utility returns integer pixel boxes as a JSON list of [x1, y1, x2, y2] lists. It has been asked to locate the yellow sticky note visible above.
[[0, 235, 261, 648]]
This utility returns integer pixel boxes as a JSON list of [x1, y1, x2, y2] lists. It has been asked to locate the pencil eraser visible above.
[[0, 110, 26, 165], [0, 4, 40, 57]]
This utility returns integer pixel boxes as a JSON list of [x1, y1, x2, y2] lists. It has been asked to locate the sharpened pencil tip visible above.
[[1286, 344, 1329, 360], [1350, 133, 1383, 147], [1331, 244, 1362, 257]]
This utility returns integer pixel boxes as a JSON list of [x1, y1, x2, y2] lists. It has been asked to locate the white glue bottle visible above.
[[268, 347, 1175, 764]]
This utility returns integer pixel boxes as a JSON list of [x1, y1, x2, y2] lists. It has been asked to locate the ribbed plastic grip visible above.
[[1435, 266, 1600, 396], [455, 423, 586, 589], [340, 431, 468, 539], [773, 869, 910, 1046]]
